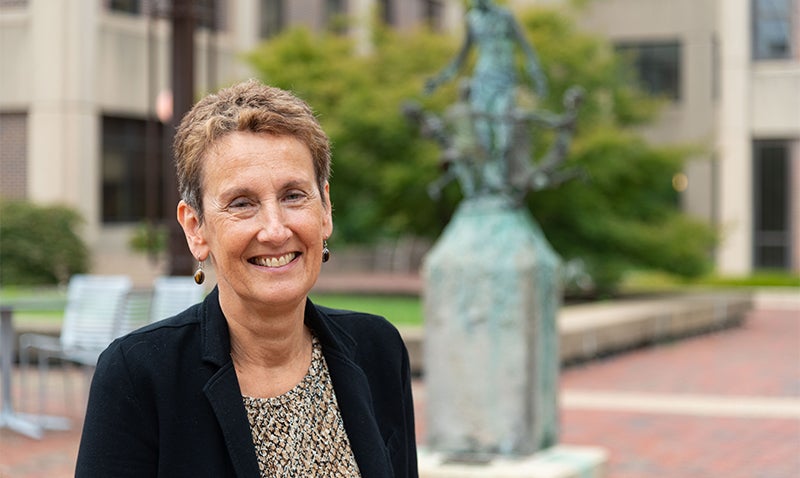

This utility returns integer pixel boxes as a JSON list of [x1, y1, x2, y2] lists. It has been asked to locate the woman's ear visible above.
[[177, 200, 210, 261], [322, 182, 333, 239]]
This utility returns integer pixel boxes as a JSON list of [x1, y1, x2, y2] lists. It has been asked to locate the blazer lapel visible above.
[[200, 288, 260, 477], [325, 352, 394, 477], [204, 363, 261, 477]]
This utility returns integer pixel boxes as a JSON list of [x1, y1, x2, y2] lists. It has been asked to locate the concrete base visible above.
[[418, 445, 608, 478]]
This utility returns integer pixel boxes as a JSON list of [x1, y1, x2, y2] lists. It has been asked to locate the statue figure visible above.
[[425, 0, 547, 173], [504, 85, 585, 202], [403, 81, 484, 200], [408, 85, 585, 203]]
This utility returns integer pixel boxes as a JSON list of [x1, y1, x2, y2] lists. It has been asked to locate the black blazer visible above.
[[76, 287, 418, 477]]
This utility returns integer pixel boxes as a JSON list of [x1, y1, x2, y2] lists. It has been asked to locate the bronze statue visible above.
[[415, 0, 583, 205], [425, 0, 547, 168]]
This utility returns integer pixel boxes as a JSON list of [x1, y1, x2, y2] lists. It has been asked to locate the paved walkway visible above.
[[1, 303, 798, 477], [561, 306, 799, 477]]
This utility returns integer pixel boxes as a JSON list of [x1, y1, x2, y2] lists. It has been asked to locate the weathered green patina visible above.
[[423, 197, 561, 457], [419, 0, 583, 460]]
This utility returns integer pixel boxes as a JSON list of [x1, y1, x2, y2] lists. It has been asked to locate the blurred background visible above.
[[0, 0, 797, 292], [0, 1, 798, 477]]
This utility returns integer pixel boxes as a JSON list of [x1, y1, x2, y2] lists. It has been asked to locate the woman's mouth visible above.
[[249, 252, 298, 268]]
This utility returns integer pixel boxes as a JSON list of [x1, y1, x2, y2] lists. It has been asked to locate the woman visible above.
[[76, 80, 418, 477]]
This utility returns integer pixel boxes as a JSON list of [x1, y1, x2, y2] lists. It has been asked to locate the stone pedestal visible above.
[[422, 196, 561, 457]]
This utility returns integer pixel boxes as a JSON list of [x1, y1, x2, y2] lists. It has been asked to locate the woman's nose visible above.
[[255, 205, 291, 244]]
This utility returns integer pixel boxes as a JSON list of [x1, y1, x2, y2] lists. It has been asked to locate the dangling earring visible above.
[[194, 259, 206, 285], [322, 240, 330, 263]]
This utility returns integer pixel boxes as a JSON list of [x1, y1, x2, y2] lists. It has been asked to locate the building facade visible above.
[[1, 0, 797, 285], [564, 0, 799, 275], [0, 0, 457, 284]]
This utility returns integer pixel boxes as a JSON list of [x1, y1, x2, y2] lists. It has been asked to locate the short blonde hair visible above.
[[173, 79, 331, 220]]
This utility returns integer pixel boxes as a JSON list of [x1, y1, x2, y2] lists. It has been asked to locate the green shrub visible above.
[[0, 200, 89, 286], [129, 220, 168, 264]]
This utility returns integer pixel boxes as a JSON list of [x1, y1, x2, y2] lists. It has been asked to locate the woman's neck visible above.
[[221, 294, 313, 397]]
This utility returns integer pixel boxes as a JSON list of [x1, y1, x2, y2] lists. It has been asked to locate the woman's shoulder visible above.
[[104, 303, 204, 361]]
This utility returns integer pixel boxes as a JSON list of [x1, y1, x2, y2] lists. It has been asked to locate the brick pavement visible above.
[[1, 306, 798, 477], [555, 307, 800, 478], [560, 308, 800, 397], [1, 366, 86, 478]]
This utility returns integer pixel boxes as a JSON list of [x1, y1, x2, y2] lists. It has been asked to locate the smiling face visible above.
[[178, 131, 332, 316]]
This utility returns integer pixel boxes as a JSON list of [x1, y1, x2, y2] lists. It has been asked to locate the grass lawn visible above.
[[1, 287, 424, 329], [0, 286, 67, 327], [309, 293, 423, 327]]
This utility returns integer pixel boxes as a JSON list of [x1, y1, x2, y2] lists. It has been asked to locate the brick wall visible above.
[[0, 113, 28, 200]]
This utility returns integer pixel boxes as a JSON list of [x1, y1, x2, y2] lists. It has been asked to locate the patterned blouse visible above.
[[242, 336, 362, 478]]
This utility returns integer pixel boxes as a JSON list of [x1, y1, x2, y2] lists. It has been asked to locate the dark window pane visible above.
[[0, 113, 27, 199], [757, 245, 788, 269], [326, 0, 348, 33], [0, 0, 29, 8], [753, 140, 791, 269], [379, 0, 394, 26], [109, 0, 141, 14], [197, 0, 225, 31], [423, 0, 444, 31], [752, 0, 793, 60], [260, 0, 284, 38], [102, 116, 165, 223], [616, 41, 682, 101], [326, 0, 347, 18]]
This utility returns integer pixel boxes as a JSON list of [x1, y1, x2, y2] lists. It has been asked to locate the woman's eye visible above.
[[284, 191, 307, 202], [228, 198, 255, 210]]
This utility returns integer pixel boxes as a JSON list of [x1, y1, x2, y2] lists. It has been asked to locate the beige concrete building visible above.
[[550, 0, 799, 275], [1, 0, 797, 285], [0, 0, 458, 285]]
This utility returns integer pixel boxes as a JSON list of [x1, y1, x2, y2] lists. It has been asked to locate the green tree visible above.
[[246, 7, 716, 293], [517, 8, 717, 292], [0, 200, 89, 285], [247, 26, 452, 243]]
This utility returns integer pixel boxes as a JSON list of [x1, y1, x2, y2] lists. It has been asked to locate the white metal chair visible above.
[[118, 288, 153, 335], [148, 276, 205, 323], [19, 274, 132, 417], [118, 276, 205, 336]]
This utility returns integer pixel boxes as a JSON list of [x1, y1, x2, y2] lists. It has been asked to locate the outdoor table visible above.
[[0, 305, 70, 439]]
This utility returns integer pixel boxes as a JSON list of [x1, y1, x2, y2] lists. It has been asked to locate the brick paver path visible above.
[[2, 307, 798, 477], [557, 307, 800, 478]]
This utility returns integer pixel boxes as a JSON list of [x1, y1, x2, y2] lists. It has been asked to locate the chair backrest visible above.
[[60, 274, 133, 352], [119, 289, 152, 335], [149, 276, 205, 323]]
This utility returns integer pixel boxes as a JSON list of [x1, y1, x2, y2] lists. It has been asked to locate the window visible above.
[[102, 116, 166, 223], [753, 140, 792, 269], [108, 0, 141, 14], [260, 0, 284, 38], [0, 113, 27, 200], [379, 0, 394, 26], [196, 0, 225, 31], [616, 41, 682, 101], [326, 0, 348, 33], [0, 0, 29, 8], [423, 0, 444, 31], [752, 0, 793, 60]]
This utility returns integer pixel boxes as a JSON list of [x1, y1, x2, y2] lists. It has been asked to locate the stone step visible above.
[[400, 291, 755, 375]]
